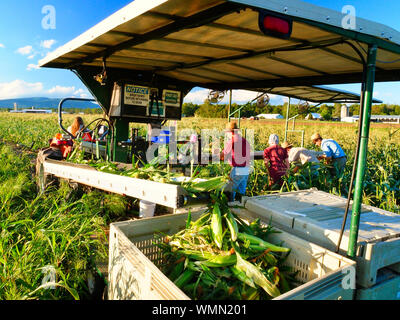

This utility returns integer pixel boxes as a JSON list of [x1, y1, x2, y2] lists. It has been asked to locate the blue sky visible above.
[[0, 0, 399, 105]]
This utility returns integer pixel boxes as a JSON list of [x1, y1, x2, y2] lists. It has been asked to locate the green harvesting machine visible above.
[[38, 0, 400, 299]]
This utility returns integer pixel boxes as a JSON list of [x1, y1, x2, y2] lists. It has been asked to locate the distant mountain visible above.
[[0, 97, 99, 110]]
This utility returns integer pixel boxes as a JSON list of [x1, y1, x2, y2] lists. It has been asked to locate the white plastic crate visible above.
[[242, 189, 400, 288], [355, 268, 400, 300], [108, 210, 356, 300]]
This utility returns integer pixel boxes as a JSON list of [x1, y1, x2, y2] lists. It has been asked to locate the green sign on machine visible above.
[[163, 90, 181, 107]]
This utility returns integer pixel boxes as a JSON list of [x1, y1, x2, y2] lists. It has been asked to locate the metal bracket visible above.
[[58, 97, 97, 137]]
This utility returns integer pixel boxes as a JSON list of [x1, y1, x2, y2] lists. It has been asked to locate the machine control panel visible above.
[[109, 81, 182, 121]]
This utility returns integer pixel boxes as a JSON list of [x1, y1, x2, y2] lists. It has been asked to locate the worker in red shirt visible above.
[[263, 134, 289, 187], [220, 122, 251, 202]]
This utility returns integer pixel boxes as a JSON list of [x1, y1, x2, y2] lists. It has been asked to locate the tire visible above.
[[35, 147, 62, 193]]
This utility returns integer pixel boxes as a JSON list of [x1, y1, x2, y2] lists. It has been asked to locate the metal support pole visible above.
[[57, 97, 96, 137], [228, 89, 232, 122], [112, 118, 130, 163], [347, 44, 377, 258], [284, 98, 290, 142]]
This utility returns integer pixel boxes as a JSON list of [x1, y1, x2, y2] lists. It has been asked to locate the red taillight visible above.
[[258, 11, 292, 39], [263, 16, 290, 34]]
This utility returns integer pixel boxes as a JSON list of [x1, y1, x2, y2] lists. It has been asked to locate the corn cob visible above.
[[174, 269, 196, 288], [195, 254, 236, 267], [186, 176, 228, 193], [235, 252, 281, 298], [225, 211, 238, 241], [169, 260, 185, 281], [237, 233, 291, 253], [230, 265, 256, 288], [211, 203, 223, 249], [186, 210, 192, 229]]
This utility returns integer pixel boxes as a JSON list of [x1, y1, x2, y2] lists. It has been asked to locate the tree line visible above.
[[182, 101, 400, 120], [1, 107, 104, 114]]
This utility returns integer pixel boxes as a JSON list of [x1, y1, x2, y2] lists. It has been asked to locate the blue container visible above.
[[151, 130, 170, 144]]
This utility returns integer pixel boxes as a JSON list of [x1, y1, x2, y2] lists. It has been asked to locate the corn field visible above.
[[0, 113, 399, 299]]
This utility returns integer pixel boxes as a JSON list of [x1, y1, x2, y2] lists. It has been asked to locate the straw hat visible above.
[[311, 133, 322, 141], [281, 141, 293, 149]]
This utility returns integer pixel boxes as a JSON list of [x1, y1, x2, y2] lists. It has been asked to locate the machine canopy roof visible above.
[[251, 85, 382, 104], [39, 0, 400, 106]]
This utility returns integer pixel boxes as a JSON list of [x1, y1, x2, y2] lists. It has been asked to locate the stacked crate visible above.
[[237, 189, 400, 300]]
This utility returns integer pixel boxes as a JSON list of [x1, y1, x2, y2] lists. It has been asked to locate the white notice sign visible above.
[[124, 85, 150, 106]]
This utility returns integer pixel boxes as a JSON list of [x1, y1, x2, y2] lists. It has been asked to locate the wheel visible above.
[[35, 147, 62, 193], [86, 267, 107, 300], [36, 162, 55, 193]]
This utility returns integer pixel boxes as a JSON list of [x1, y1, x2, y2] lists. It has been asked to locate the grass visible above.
[[0, 143, 109, 299]]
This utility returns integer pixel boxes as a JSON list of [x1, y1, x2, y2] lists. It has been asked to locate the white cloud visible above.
[[16, 45, 33, 56], [0, 80, 92, 99], [40, 39, 57, 49], [0, 80, 44, 99], [183, 89, 210, 104], [47, 85, 76, 95], [27, 54, 36, 60], [73, 88, 90, 98], [26, 63, 40, 71], [0, 44, 5, 48]]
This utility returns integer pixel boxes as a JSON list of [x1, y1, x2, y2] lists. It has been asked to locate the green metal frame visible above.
[[228, 90, 247, 128], [112, 118, 130, 163], [283, 97, 304, 147], [347, 45, 378, 258]]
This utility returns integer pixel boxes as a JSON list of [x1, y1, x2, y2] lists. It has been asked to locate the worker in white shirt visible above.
[[282, 141, 322, 173]]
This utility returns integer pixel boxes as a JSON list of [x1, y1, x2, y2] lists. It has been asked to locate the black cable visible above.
[[79, 117, 111, 137], [156, 93, 161, 118], [343, 40, 367, 66], [76, 117, 111, 160], [148, 91, 155, 118]]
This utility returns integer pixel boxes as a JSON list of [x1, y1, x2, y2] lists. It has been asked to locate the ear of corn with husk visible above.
[[155, 190, 299, 300]]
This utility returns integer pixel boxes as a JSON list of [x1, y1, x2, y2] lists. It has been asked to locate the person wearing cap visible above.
[[282, 141, 322, 173], [263, 134, 289, 187], [311, 133, 347, 176], [220, 122, 251, 202]]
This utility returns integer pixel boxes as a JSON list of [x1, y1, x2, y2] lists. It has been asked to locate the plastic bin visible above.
[[242, 189, 400, 288], [108, 210, 356, 300], [355, 268, 400, 300]]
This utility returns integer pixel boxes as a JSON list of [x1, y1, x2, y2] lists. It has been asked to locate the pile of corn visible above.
[[156, 192, 299, 300], [67, 153, 230, 195]]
